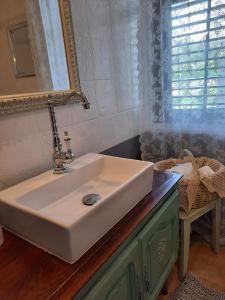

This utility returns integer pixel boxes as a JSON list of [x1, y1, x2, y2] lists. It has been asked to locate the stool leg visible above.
[[179, 219, 191, 281], [212, 199, 221, 254]]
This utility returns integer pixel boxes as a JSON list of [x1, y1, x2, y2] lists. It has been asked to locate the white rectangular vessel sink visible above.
[[0, 153, 154, 263]]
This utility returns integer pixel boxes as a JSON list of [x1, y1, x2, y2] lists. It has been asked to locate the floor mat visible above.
[[169, 272, 225, 300]]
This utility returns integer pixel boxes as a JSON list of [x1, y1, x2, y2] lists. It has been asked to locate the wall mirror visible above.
[[0, 0, 87, 115]]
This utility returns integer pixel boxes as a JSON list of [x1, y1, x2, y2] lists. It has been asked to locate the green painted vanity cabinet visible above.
[[76, 191, 179, 300], [84, 239, 142, 300]]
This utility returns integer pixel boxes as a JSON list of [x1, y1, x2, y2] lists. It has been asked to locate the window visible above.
[[171, 0, 225, 110]]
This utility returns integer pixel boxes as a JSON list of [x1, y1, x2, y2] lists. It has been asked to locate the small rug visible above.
[[169, 272, 225, 300]]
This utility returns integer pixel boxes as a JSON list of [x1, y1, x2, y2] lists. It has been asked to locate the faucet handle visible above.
[[64, 131, 72, 152]]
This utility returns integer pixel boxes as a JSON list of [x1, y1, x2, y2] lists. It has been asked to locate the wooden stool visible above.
[[179, 198, 221, 280]]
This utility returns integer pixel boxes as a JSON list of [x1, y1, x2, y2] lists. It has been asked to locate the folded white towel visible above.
[[170, 162, 193, 179]]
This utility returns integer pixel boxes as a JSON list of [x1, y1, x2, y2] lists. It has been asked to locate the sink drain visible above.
[[82, 194, 102, 206]]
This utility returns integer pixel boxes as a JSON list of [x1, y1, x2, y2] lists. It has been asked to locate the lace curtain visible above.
[[150, 0, 225, 133], [146, 0, 225, 244]]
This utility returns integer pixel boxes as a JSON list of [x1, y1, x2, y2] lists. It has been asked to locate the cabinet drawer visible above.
[[138, 191, 179, 300]]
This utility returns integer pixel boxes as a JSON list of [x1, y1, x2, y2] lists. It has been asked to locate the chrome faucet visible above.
[[48, 91, 90, 174]]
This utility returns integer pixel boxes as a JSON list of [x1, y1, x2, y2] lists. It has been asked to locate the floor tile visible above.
[[157, 233, 225, 299]]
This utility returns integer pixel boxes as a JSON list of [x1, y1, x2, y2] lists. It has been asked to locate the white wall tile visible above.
[[0, 134, 48, 187], [86, 0, 111, 40], [113, 39, 131, 76], [98, 114, 121, 150], [114, 110, 135, 143], [95, 79, 118, 115], [33, 109, 51, 133], [70, 0, 89, 38], [55, 105, 73, 127], [69, 119, 103, 157], [76, 36, 94, 81], [91, 38, 114, 80], [39, 129, 54, 166], [98, 110, 136, 151], [114, 75, 133, 111], [71, 80, 98, 124], [0, 112, 38, 143], [112, 39, 134, 111], [109, 0, 130, 41]]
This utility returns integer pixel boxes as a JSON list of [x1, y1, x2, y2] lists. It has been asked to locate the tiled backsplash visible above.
[[0, 0, 152, 190]]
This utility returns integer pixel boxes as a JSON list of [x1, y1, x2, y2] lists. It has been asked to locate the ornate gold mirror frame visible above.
[[0, 0, 88, 116]]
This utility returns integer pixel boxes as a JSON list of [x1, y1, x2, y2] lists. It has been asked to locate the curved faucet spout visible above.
[[63, 90, 90, 109]]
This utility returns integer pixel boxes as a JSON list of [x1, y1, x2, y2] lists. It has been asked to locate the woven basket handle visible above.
[[181, 148, 194, 163]]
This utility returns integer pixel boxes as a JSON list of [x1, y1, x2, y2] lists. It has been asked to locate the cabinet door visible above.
[[83, 239, 142, 300], [138, 192, 179, 300]]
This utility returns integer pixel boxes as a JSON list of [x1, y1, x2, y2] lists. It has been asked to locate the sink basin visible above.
[[0, 153, 154, 263]]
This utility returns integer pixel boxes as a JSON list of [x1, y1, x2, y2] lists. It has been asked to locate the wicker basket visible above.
[[155, 157, 222, 210]]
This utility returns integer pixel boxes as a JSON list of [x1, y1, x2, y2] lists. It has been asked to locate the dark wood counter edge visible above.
[[0, 171, 181, 300]]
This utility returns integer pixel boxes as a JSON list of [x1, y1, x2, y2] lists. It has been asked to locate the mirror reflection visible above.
[[0, 0, 70, 96], [8, 21, 35, 78]]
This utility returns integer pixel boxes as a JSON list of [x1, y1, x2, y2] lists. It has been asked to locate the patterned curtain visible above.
[[148, 0, 172, 122], [146, 0, 225, 244]]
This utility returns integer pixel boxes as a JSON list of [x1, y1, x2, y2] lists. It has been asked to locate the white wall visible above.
[[0, 0, 152, 191]]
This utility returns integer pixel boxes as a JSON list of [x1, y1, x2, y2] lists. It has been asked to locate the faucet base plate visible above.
[[53, 167, 68, 174]]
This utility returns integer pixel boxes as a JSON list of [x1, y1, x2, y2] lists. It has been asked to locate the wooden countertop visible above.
[[0, 171, 181, 300]]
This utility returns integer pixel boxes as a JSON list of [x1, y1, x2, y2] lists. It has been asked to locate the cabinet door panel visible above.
[[139, 192, 179, 300], [83, 239, 142, 300]]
